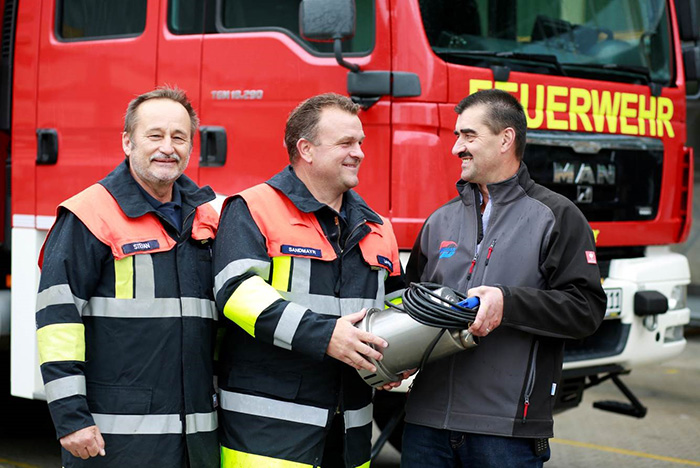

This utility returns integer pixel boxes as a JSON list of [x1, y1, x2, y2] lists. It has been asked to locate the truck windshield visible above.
[[419, 0, 672, 85]]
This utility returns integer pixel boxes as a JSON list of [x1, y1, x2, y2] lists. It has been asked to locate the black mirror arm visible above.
[[334, 38, 360, 73]]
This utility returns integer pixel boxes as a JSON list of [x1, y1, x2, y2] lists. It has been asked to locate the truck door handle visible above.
[[199, 126, 227, 167], [36, 129, 58, 165]]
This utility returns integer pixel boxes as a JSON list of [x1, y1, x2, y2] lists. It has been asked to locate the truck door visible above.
[[194, 0, 392, 213], [34, 0, 159, 219]]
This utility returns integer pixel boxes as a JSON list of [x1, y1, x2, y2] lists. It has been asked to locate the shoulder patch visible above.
[[376, 255, 393, 271], [585, 251, 597, 264]]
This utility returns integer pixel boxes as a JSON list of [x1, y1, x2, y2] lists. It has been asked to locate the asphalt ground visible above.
[[1, 329, 699, 468]]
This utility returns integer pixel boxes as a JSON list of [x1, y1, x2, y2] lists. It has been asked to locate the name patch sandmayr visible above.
[[122, 240, 160, 255], [281, 244, 322, 258]]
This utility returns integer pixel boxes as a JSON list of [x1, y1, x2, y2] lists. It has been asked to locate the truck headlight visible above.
[[668, 285, 687, 311]]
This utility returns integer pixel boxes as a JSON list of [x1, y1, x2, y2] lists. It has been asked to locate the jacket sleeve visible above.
[[213, 197, 337, 361], [36, 210, 108, 439], [500, 202, 607, 340]]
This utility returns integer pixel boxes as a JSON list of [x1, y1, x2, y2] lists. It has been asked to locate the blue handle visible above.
[[455, 297, 480, 309]]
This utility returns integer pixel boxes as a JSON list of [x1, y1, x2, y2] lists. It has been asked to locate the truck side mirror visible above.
[[684, 45, 700, 83], [299, 0, 360, 72], [675, 0, 700, 42]]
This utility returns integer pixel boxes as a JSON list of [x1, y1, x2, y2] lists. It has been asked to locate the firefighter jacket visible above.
[[36, 161, 220, 467], [404, 163, 606, 439], [213, 166, 404, 468]]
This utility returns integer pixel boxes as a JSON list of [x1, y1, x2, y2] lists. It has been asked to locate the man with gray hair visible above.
[[214, 93, 404, 467], [36, 87, 220, 467]]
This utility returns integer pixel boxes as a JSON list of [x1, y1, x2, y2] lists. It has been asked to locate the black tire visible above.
[[373, 390, 406, 452]]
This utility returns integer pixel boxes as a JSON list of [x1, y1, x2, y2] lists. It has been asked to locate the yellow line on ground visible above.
[[0, 458, 40, 468], [552, 438, 700, 466]]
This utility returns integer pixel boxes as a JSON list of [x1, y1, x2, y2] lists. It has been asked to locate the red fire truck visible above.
[[1, 0, 698, 452]]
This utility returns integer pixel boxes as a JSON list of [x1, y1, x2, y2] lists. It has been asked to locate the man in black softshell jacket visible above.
[[401, 89, 607, 468]]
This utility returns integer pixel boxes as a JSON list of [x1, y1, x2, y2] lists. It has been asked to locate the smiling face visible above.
[[301, 106, 365, 199], [452, 104, 516, 185], [122, 98, 192, 201]]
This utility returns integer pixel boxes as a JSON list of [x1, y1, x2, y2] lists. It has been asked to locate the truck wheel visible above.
[[373, 391, 406, 452]]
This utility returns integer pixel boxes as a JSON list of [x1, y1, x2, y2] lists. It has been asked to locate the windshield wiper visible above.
[[434, 50, 567, 76], [563, 63, 652, 83]]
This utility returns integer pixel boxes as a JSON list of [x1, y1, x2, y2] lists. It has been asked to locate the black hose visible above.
[[400, 282, 478, 328], [384, 282, 480, 374]]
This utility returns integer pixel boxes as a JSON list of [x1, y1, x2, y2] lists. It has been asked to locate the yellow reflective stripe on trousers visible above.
[[114, 256, 134, 299], [36, 323, 85, 364], [356, 461, 371, 468], [223, 275, 283, 337], [271, 256, 292, 292], [221, 447, 312, 468]]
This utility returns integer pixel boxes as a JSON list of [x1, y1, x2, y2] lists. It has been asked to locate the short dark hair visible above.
[[124, 86, 199, 145], [285, 93, 360, 163], [455, 89, 527, 160]]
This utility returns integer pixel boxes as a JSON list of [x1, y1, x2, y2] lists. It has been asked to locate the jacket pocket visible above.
[[228, 365, 302, 401], [87, 384, 152, 414]]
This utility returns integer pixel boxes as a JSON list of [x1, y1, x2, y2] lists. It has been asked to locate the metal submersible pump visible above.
[[355, 283, 480, 387]]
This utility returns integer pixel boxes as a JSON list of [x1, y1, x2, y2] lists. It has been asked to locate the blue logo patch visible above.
[[439, 241, 457, 259], [281, 244, 322, 258], [377, 255, 393, 271], [122, 239, 160, 255]]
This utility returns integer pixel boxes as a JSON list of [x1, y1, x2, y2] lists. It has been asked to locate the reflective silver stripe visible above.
[[84, 297, 216, 319], [93, 413, 181, 435], [44, 375, 86, 403], [220, 390, 328, 427], [94, 412, 217, 435], [185, 411, 218, 434], [182, 297, 218, 320], [278, 292, 377, 317], [36, 284, 87, 313], [279, 291, 340, 316], [344, 403, 373, 430], [376, 269, 386, 304], [273, 303, 306, 350], [290, 257, 311, 293], [214, 259, 271, 297], [340, 298, 378, 317], [134, 254, 155, 299], [385, 288, 404, 303]]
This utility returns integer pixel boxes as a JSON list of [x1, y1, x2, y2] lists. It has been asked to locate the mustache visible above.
[[458, 151, 472, 158], [149, 153, 181, 162]]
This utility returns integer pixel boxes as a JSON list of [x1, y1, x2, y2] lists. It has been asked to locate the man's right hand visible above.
[[326, 308, 388, 372], [60, 425, 106, 460]]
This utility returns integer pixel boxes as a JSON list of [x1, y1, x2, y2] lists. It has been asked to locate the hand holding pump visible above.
[[355, 283, 480, 387]]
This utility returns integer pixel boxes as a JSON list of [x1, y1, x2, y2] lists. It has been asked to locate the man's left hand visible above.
[[466, 285, 504, 337]]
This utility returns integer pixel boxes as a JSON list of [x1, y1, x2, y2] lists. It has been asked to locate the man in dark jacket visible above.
[[214, 93, 404, 467], [401, 89, 607, 467], [36, 87, 220, 467]]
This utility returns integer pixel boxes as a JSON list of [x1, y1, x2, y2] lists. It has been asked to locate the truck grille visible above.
[[524, 131, 663, 222]]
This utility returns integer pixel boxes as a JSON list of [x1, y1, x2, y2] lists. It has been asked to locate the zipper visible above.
[[522, 340, 540, 424], [484, 239, 497, 266], [466, 253, 478, 281], [342, 219, 367, 253]]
